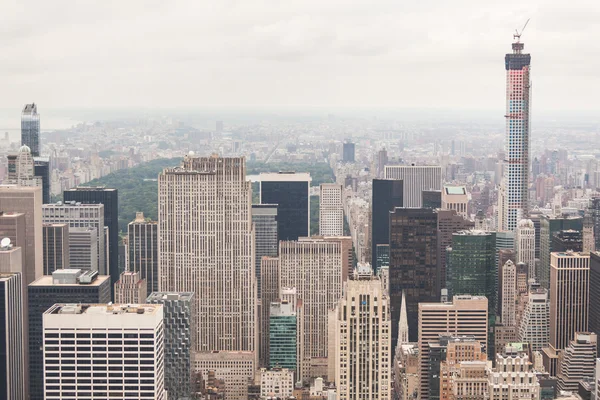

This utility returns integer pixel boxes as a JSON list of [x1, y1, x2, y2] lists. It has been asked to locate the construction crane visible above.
[[513, 18, 530, 42]]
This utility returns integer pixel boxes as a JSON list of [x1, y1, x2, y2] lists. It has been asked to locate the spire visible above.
[[399, 290, 409, 345]]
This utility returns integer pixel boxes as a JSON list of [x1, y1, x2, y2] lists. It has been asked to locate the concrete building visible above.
[[0, 272, 26, 400], [260, 172, 311, 241], [589, 252, 600, 337], [518, 287, 550, 352], [319, 183, 344, 236], [441, 185, 468, 219], [42, 303, 165, 399], [0, 186, 43, 285], [252, 204, 278, 298], [384, 165, 442, 208], [128, 212, 158, 295], [549, 252, 590, 351], [487, 344, 540, 400], [279, 238, 343, 379], [42, 223, 69, 275], [500, 259, 517, 326], [42, 201, 105, 274], [439, 338, 487, 400], [260, 368, 295, 399], [436, 209, 474, 288], [28, 269, 111, 399], [330, 266, 391, 400], [147, 292, 195, 400], [260, 256, 280, 368], [158, 156, 257, 358], [114, 271, 147, 304], [68, 226, 97, 271], [269, 300, 298, 372], [556, 332, 597, 393], [539, 214, 582, 289], [516, 219, 536, 280], [418, 296, 488, 400], [193, 351, 255, 400]]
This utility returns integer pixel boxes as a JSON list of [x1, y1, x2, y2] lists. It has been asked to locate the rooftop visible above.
[[65, 186, 116, 192], [259, 172, 311, 182], [22, 103, 37, 114], [46, 303, 160, 316], [30, 274, 109, 287], [146, 292, 194, 302], [444, 186, 467, 195]]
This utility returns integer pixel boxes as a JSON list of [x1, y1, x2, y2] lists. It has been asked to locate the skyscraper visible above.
[[279, 238, 343, 378], [43, 201, 105, 274], [147, 292, 195, 400], [551, 229, 583, 252], [68, 226, 98, 270], [0, 186, 43, 285], [42, 303, 166, 400], [114, 271, 147, 304], [331, 266, 391, 400], [33, 158, 50, 204], [518, 287, 550, 352], [384, 165, 442, 208], [436, 209, 475, 288], [516, 218, 536, 279], [342, 141, 355, 163], [441, 185, 468, 219], [42, 223, 69, 275], [590, 252, 600, 338], [260, 256, 280, 368], [389, 207, 439, 343], [21, 103, 40, 157], [6, 146, 42, 189], [500, 36, 531, 231], [487, 344, 541, 400], [0, 272, 25, 400], [28, 269, 111, 400], [158, 156, 256, 356], [556, 332, 597, 392], [64, 187, 119, 291], [540, 214, 583, 289], [549, 251, 590, 351], [128, 212, 159, 295], [269, 300, 298, 371], [251, 204, 278, 297], [319, 183, 344, 236], [500, 259, 517, 327], [371, 179, 403, 270], [260, 172, 311, 241]]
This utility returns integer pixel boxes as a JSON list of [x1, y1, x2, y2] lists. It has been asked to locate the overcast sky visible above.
[[2, 0, 600, 112]]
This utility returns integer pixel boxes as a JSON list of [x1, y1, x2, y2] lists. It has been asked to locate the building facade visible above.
[[516, 219, 536, 280], [269, 300, 298, 372], [384, 165, 442, 208], [68, 227, 98, 271], [42, 223, 69, 275], [114, 271, 147, 304], [251, 204, 278, 298], [319, 183, 344, 236], [589, 252, 600, 336], [371, 179, 403, 271], [518, 287, 550, 352], [0, 272, 25, 400], [441, 185, 468, 219], [128, 212, 159, 295], [556, 332, 597, 392], [21, 103, 40, 157]]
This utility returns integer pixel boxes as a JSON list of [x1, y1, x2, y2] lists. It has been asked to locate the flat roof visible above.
[[30, 275, 110, 287], [444, 186, 467, 195], [259, 172, 311, 182], [46, 303, 160, 316]]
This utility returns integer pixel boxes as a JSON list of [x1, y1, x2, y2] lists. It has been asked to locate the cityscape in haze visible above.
[[3, 1, 600, 400]]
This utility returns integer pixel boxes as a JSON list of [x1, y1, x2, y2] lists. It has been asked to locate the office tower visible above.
[[159, 156, 256, 356], [393, 342, 419, 400], [591, 198, 600, 250], [251, 205, 278, 298], [147, 292, 195, 400], [43, 303, 165, 400], [42, 223, 69, 274], [583, 211, 595, 252], [128, 212, 158, 295], [260, 257, 280, 368], [319, 183, 343, 236], [260, 368, 294, 399], [0, 272, 25, 400], [192, 351, 255, 400], [342, 141, 355, 163], [500, 37, 531, 232], [487, 344, 541, 400], [590, 253, 600, 337], [390, 207, 439, 343], [0, 186, 42, 285], [64, 187, 119, 290], [68, 227, 98, 270], [422, 190, 442, 209], [377, 148, 388, 178], [549, 251, 589, 351], [418, 296, 488, 400], [260, 172, 311, 241], [279, 238, 343, 378], [500, 260, 517, 326], [439, 337, 487, 400], [516, 219, 536, 279], [331, 266, 391, 400], [446, 230, 496, 315], [28, 269, 111, 399], [552, 230, 583, 252], [21, 103, 40, 157], [33, 158, 50, 204], [557, 332, 597, 392], [539, 214, 583, 289], [322, 235, 354, 282], [269, 300, 298, 371], [114, 271, 147, 304], [437, 209, 474, 287], [43, 202, 105, 273], [384, 165, 442, 207], [371, 179, 403, 270], [6, 146, 42, 187], [376, 244, 390, 272], [518, 287, 550, 352], [441, 185, 468, 218]]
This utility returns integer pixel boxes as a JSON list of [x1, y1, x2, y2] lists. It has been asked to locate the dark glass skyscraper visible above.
[[28, 269, 111, 400], [21, 103, 40, 157], [389, 207, 439, 343], [551, 230, 583, 253], [260, 172, 310, 241], [33, 158, 50, 204], [64, 186, 119, 296], [252, 204, 278, 297], [539, 214, 583, 289], [371, 179, 403, 270], [343, 142, 355, 163], [588, 252, 600, 338], [128, 212, 158, 295]]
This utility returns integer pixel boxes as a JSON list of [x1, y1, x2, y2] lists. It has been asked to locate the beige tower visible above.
[[158, 155, 257, 357], [259, 256, 280, 368], [319, 183, 344, 236], [500, 260, 517, 326], [114, 271, 147, 304], [279, 237, 343, 379], [441, 185, 469, 219], [331, 265, 390, 400], [516, 219, 536, 279]]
